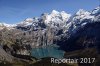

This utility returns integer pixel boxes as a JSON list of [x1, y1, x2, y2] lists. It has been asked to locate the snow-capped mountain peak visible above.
[[24, 18, 34, 22], [0, 22, 16, 27], [51, 10, 59, 15], [76, 9, 91, 16], [42, 10, 71, 27], [72, 9, 94, 23], [0, 22, 16, 30], [67, 8, 96, 33], [60, 11, 71, 21], [92, 6, 100, 15], [91, 7, 100, 21], [17, 18, 34, 26]]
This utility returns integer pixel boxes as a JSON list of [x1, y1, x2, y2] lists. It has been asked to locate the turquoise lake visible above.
[[31, 45, 64, 59]]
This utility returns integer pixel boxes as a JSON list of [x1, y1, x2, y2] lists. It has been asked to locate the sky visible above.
[[0, 0, 99, 24]]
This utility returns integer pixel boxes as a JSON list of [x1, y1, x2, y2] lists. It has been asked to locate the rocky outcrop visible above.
[[0, 46, 14, 62]]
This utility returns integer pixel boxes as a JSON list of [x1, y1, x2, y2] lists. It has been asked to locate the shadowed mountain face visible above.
[[57, 21, 100, 53]]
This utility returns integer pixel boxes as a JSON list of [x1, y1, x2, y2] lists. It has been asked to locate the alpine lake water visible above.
[[31, 44, 65, 59]]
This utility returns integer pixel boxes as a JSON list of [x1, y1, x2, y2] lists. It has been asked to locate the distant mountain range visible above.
[[0, 6, 99, 31]]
